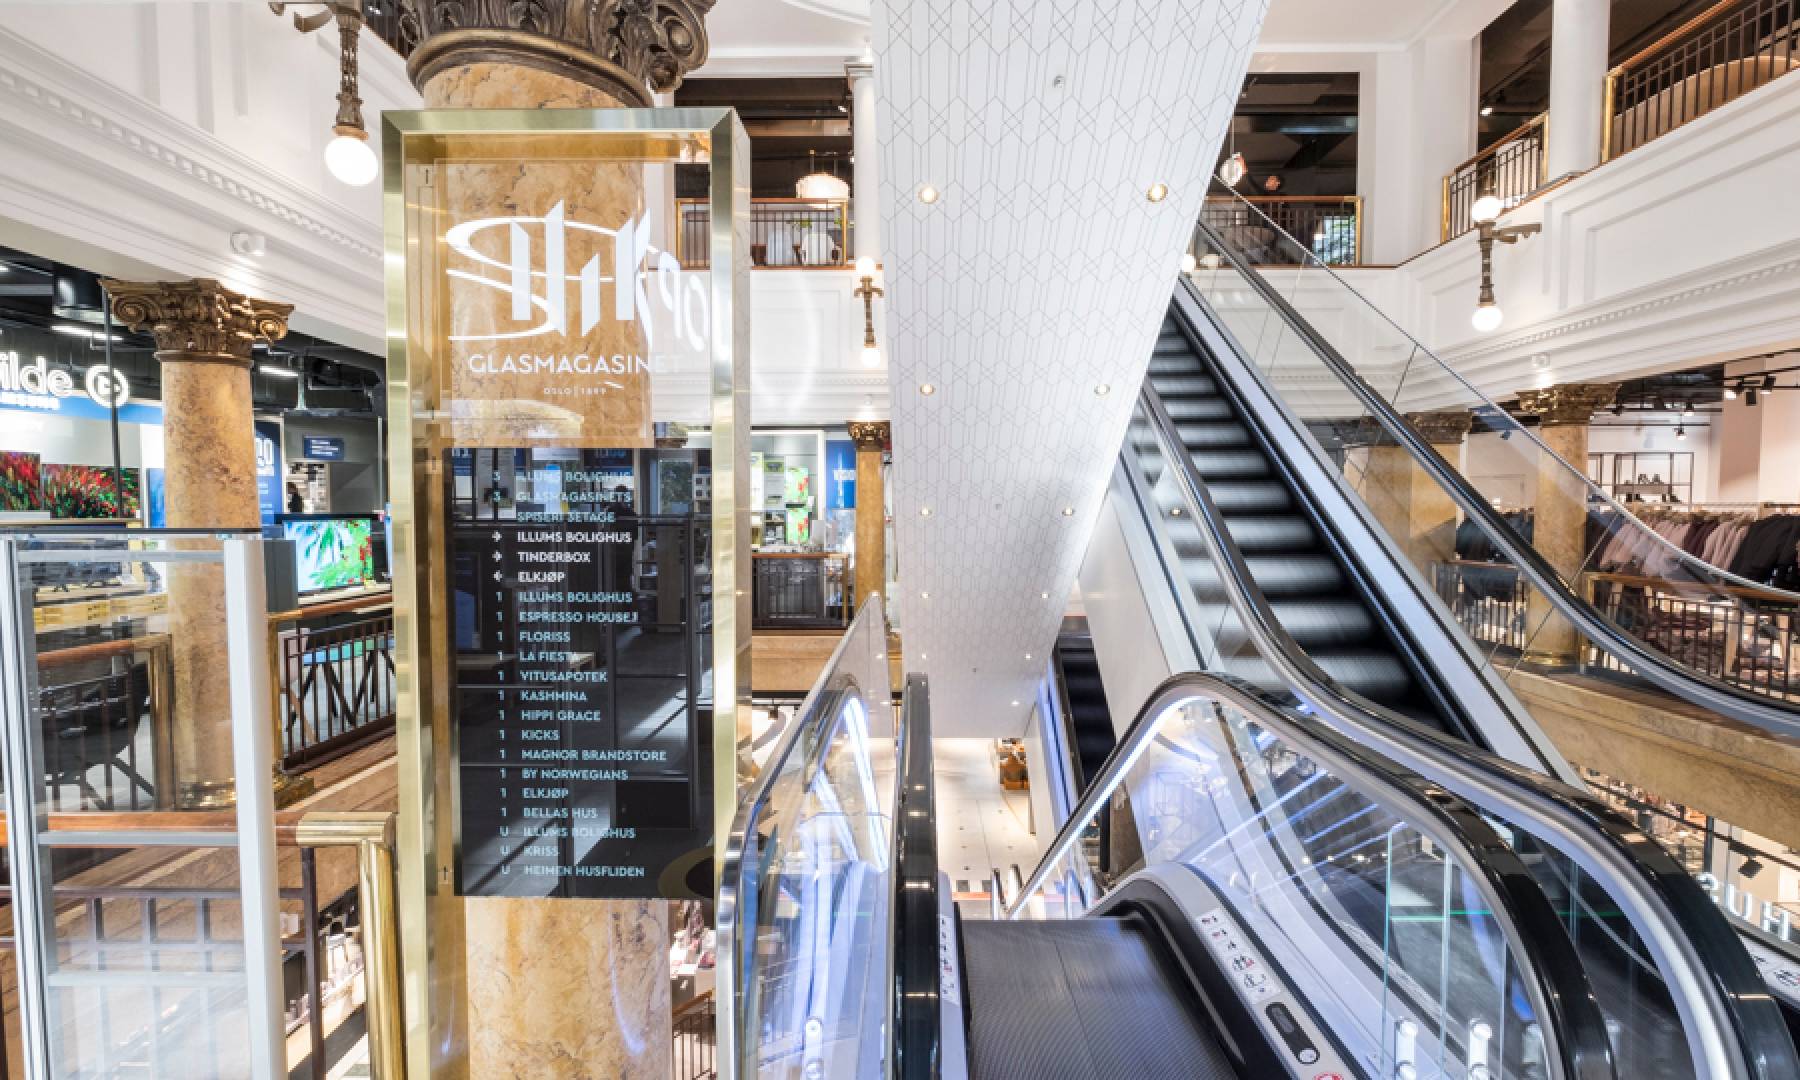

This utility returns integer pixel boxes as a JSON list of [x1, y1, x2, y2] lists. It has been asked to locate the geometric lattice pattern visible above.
[[873, 0, 1269, 734]]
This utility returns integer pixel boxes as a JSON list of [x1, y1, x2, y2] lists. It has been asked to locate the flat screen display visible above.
[[283, 517, 373, 594]]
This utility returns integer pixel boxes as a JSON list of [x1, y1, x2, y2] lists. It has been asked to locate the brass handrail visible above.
[[1601, 0, 1798, 161], [0, 808, 404, 1079]]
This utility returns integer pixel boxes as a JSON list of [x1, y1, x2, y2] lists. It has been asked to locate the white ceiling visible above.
[[874, 0, 1269, 736]]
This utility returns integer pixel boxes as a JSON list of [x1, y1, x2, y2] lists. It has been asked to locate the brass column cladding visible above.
[[101, 279, 295, 808], [1515, 383, 1620, 667], [848, 420, 889, 615], [383, 108, 748, 1080]]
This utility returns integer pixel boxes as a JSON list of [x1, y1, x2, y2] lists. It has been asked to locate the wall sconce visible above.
[[853, 255, 883, 367], [274, 3, 378, 187], [1469, 192, 1540, 333]]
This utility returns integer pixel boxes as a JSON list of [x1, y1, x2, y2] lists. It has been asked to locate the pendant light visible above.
[[796, 150, 849, 202]]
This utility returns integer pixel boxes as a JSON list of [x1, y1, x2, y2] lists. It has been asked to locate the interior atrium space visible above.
[[0, 0, 1799, 1077]]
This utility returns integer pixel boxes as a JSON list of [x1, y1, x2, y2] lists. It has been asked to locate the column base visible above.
[[1519, 649, 1580, 672], [176, 769, 316, 809]]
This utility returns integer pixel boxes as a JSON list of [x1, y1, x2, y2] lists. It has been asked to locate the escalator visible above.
[[1050, 627, 1114, 796], [1080, 199, 1800, 1078]]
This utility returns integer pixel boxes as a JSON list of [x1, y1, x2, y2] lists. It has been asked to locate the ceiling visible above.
[[875, 0, 1269, 735]]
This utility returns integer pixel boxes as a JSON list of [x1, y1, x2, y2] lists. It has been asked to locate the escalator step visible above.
[[1183, 555, 1346, 597], [1169, 515, 1316, 555], [1218, 649, 1416, 704], [1159, 396, 1237, 422], [1154, 481, 1291, 515], [960, 919, 1236, 1080]]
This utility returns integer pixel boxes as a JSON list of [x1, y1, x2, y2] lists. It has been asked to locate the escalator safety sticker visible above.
[[938, 914, 963, 1008]]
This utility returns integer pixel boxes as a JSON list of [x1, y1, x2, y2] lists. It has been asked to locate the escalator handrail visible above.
[[1130, 379, 1787, 1080], [1203, 189, 1800, 605], [716, 594, 887, 1080], [1006, 669, 1616, 1080], [1189, 219, 1800, 740], [892, 673, 943, 1080]]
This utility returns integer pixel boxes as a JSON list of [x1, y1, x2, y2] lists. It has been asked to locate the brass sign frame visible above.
[[381, 107, 750, 1077]]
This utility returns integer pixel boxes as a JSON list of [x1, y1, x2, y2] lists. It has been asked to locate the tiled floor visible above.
[[932, 738, 1042, 917]]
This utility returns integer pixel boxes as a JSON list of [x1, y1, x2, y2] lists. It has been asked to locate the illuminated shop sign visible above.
[[1697, 871, 1793, 942], [0, 351, 132, 412]]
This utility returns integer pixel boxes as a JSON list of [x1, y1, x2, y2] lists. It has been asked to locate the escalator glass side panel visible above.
[[719, 601, 896, 1080], [1012, 676, 1619, 1080], [1184, 195, 1800, 741]]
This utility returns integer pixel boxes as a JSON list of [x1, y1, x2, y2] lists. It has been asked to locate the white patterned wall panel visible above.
[[873, 0, 1269, 735]]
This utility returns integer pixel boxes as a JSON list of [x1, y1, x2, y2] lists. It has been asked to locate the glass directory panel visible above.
[[449, 447, 714, 898]]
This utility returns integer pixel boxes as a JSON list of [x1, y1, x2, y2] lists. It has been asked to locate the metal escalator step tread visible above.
[[1165, 515, 1316, 554], [1175, 422, 1253, 450], [960, 918, 1237, 1080], [1158, 397, 1237, 422], [1156, 482, 1291, 515], [1184, 555, 1346, 596], [1209, 600, 1378, 650], [1217, 650, 1416, 704]]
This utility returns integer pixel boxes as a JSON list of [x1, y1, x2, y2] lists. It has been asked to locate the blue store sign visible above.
[[255, 420, 284, 524]]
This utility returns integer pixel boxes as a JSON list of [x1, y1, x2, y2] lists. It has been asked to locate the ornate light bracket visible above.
[[853, 262, 883, 358]]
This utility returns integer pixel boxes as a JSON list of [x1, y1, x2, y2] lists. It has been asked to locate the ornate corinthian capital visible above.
[[400, 0, 715, 105], [101, 279, 293, 365], [847, 420, 891, 451], [1515, 383, 1620, 427]]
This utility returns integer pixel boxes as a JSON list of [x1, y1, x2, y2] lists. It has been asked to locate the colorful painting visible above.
[[284, 518, 373, 593], [0, 452, 43, 511], [43, 465, 139, 519]]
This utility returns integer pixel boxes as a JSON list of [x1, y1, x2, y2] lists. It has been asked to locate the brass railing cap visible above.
[[294, 810, 397, 848]]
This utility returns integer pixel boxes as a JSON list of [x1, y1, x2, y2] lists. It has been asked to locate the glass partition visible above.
[[1184, 196, 1800, 730], [0, 529, 284, 1079], [719, 597, 895, 1080]]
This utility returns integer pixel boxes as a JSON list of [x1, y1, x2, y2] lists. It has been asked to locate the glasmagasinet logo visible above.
[[444, 202, 707, 363]]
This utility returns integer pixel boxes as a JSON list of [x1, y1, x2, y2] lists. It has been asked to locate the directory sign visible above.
[[448, 446, 713, 899]]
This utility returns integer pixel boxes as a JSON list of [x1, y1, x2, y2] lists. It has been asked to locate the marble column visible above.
[[1516, 382, 1619, 667], [395, 4, 715, 1076], [100, 279, 298, 808], [847, 60, 880, 266], [848, 420, 889, 614], [1348, 411, 1474, 572], [1547, 0, 1611, 176]]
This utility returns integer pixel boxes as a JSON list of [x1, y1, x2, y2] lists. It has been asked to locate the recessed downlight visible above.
[[916, 184, 940, 204], [1147, 182, 1170, 202], [1041, 592, 1050, 600], [919, 507, 933, 517], [1061, 506, 1075, 517], [1094, 383, 1110, 396], [920, 591, 930, 599], [919, 383, 936, 396], [1025, 653, 1033, 660]]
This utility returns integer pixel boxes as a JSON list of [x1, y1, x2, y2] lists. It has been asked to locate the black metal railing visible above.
[[277, 609, 397, 770], [1442, 114, 1548, 241], [677, 199, 851, 269], [1586, 572, 1800, 702], [361, 1, 416, 59], [671, 991, 716, 1080], [1431, 560, 1533, 652], [751, 555, 851, 630], [1606, 0, 1800, 160], [37, 663, 158, 811], [1199, 196, 1362, 265]]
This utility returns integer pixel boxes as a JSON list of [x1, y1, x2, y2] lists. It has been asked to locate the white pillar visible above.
[[847, 60, 880, 264], [1363, 35, 1479, 262], [1546, 0, 1610, 177]]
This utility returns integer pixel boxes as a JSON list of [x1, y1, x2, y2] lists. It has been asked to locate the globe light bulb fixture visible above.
[[1471, 302, 1504, 333], [1146, 182, 1170, 203], [916, 184, 939, 204], [326, 131, 378, 186], [1470, 193, 1504, 225], [1180, 252, 1197, 274], [1725, 386, 1738, 401], [860, 344, 883, 368], [854, 255, 877, 279]]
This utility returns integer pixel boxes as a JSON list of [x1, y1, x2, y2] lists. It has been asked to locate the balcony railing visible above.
[[1431, 559, 1800, 706], [1605, 0, 1800, 161], [271, 597, 397, 771], [1440, 114, 1549, 241], [676, 198, 852, 269], [1200, 196, 1362, 266]]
